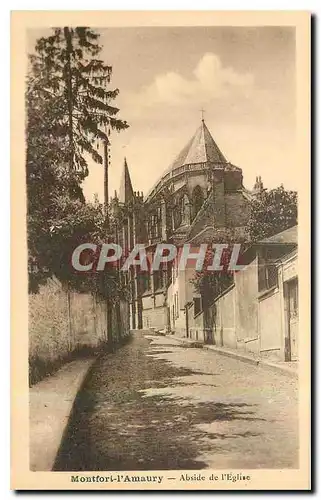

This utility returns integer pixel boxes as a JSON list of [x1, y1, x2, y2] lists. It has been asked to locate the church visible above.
[[111, 118, 262, 334]]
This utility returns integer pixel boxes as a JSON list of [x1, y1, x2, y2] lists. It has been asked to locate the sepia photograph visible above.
[[11, 10, 310, 491]]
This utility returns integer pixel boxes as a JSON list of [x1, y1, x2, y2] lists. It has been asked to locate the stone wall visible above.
[[225, 192, 250, 227], [29, 276, 130, 384], [29, 277, 70, 365]]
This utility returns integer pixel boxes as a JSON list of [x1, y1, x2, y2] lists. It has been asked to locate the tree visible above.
[[190, 241, 239, 345], [28, 194, 129, 301], [26, 27, 128, 290], [191, 244, 236, 308], [246, 185, 298, 241]]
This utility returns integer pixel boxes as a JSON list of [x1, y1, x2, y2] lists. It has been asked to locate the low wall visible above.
[[186, 286, 236, 346], [29, 278, 70, 365], [29, 277, 129, 384], [141, 291, 168, 331], [169, 252, 296, 362], [141, 305, 167, 330]]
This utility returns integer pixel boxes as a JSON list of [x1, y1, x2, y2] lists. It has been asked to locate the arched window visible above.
[[173, 201, 182, 228], [173, 193, 190, 228], [148, 206, 161, 240], [181, 194, 190, 225], [191, 186, 204, 220]]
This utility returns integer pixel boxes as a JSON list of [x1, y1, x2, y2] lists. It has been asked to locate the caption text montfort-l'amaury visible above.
[[70, 473, 251, 484]]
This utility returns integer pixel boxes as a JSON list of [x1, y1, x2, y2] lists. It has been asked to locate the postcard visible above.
[[11, 10, 310, 490]]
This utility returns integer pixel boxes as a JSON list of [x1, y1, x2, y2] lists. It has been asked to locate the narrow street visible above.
[[54, 332, 298, 471]]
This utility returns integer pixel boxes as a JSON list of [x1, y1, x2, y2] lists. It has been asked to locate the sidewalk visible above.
[[29, 357, 96, 471], [168, 335, 298, 378]]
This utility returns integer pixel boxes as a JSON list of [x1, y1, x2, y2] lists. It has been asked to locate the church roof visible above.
[[118, 158, 134, 204], [166, 119, 226, 173], [145, 120, 228, 201]]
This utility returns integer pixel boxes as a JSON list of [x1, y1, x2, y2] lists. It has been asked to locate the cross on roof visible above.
[[200, 108, 205, 121]]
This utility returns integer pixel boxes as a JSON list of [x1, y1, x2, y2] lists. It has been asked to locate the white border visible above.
[[5, 2, 316, 498]]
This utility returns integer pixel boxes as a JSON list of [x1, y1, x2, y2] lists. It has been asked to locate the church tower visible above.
[[112, 158, 146, 330]]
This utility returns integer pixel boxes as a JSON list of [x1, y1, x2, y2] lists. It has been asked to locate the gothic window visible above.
[[173, 200, 182, 228], [148, 208, 161, 240], [156, 206, 162, 237], [140, 272, 151, 294], [181, 194, 190, 225], [167, 207, 173, 233], [191, 186, 204, 220], [149, 214, 157, 238]]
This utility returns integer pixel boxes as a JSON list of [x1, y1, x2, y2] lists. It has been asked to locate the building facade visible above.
[[185, 225, 298, 361]]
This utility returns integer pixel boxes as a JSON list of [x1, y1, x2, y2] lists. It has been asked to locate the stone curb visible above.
[[29, 357, 97, 471], [204, 344, 260, 366], [169, 336, 298, 378]]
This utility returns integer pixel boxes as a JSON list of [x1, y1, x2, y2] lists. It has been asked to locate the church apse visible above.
[[112, 119, 255, 332]]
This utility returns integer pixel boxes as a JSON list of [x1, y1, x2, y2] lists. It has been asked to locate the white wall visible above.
[[141, 291, 167, 330], [234, 256, 259, 345], [258, 288, 283, 359]]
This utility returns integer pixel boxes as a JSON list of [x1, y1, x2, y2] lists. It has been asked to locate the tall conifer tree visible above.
[[26, 27, 128, 289]]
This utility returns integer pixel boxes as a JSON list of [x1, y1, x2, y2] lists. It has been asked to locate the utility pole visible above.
[[103, 138, 110, 225], [103, 136, 113, 347]]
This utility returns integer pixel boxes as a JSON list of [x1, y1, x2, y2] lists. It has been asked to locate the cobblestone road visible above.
[[54, 332, 298, 471]]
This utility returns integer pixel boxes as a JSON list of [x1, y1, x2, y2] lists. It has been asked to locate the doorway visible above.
[[285, 278, 298, 361]]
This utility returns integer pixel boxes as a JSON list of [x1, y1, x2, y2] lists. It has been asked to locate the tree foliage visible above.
[[27, 27, 128, 176], [35, 196, 127, 298], [191, 231, 246, 306], [191, 245, 235, 307], [246, 185, 298, 241]]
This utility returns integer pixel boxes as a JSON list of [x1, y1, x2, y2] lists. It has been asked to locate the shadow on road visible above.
[[54, 335, 264, 471]]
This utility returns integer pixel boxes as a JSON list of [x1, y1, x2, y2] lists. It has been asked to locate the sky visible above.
[[28, 26, 297, 202]]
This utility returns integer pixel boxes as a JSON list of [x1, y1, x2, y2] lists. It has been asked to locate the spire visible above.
[[118, 157, 134, 204]]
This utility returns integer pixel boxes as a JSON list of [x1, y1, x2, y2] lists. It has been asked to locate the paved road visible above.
[[54, 332, 298, 471]]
